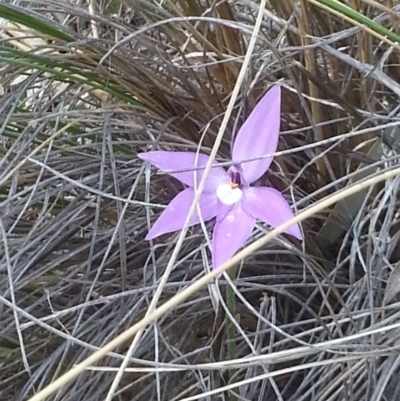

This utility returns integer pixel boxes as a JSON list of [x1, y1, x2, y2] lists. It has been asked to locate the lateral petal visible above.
[[138, 151, 228, 192], [146, 188, 218, 240], [212, 204, 256, 269], [232, 86, 281, 184], [242, 186, 302, 240]]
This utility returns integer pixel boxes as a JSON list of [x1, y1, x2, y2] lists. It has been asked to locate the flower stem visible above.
[[226, 266, 237, 401]]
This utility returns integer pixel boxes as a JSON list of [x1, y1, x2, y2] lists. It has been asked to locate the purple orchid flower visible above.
[[138, 85, 302, 269]]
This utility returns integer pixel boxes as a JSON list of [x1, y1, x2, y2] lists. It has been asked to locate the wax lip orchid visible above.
[[138, 85, 302, 269]]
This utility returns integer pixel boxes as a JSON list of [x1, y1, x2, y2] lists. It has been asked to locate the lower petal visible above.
[[242, 187, 302, 240], [216, 200, 234, 222], [212, 205, 256, 269], [146, 188, 218, 240]]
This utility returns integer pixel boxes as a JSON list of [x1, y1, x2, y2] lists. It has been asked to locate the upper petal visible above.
[[232, 86, 281, 184], [242, 186, 302, 240], [138, 151, 228, 192], [212, 204, 256, 269], [146, 188, 218, 240]]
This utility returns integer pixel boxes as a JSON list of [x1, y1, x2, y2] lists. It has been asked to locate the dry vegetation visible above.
[[1, 0, 400, 400]]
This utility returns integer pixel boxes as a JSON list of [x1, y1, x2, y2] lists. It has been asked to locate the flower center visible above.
[[216, 165, 245, 205], [216, 183, 242, 205], [230, 170, 242, 188]]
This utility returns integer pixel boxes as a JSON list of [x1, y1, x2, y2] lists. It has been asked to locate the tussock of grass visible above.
[[1, 0, 400, 400]]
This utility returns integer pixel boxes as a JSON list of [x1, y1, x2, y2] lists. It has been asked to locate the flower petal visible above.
[[216, 201, 233, 222], [212, 204, 256, 269], [242, 186, 302, 240], [232, 86, 281, 184], [138, 151, 228, 192], [146, 188, 218, 240]]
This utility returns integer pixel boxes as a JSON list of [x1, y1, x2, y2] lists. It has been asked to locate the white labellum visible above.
[[216, 184, 242, 205]]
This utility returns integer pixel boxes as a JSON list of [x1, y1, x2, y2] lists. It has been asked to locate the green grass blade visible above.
[[0, 4, 76, 42], [0, 45, 144, 108], [314, 0, 400, 44]]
